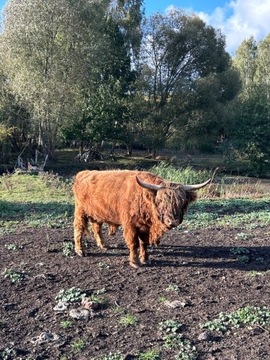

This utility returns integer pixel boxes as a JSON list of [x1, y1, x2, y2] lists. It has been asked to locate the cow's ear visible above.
[[136, 176, 163, 192]]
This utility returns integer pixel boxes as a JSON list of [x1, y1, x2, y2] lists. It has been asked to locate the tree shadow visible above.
[[83, 242, 270, 272], [148, 244, 270, 271]]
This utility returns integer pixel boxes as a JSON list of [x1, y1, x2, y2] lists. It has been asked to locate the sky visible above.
[[1, 0, 270, 55], [144, 0, 270, 55]]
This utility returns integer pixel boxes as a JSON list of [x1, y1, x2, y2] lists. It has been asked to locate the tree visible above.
[[0, 0, 110, 157], [231, 86, 270, 176], [231, 36, 270, 176], [61, 3, 140, 154], [234, 37, 257, 90], [0, 66, 30, 162], [133, 9, 237, 153]]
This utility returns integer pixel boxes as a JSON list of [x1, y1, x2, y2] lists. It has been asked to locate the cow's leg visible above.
[[108, 224, 119, 236], [123, 227, 140, 268], [74, 208, 87, 257], [91, 222, 108, 250], [138, 233, 150, 265]]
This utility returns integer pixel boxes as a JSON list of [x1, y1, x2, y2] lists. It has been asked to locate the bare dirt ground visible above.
[[1, 223, 270, 360]]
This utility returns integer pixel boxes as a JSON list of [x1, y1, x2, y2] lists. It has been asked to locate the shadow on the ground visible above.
[[81, 242, 270, 272]]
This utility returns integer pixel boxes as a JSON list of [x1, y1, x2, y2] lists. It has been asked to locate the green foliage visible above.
[[158, 296, 167, 304], [165, 284, 181, 293], [98, 261, 110, 269], [158, 320, 197, 359], [62, 242, 74, 257], [5, 243, 23, 251], [0, 173, 72, 204], [134, 9, 234, 153], [162, 334, 183, 350], [0, 124, 14, 142], [0, 0, 247, 156], [231, 36, 270, 177], [60, 320, 74, 329], [159, 319, 183, 350], [71, 338, 87, 352], [0, 173, 73, 233], [235, 232, 252, 240], [89, 288, 107, 305], [174, 338, 198, 360], [118, 313, 138, 327], [55, 287, 86, 303], [186, 198, 270, 229], [150, 163, 210, 184], [137, 350, 161, 360], [201, 306, 270, 332], [230, 247, 252, 263], [247, 270, 270, 277], [159, 319, 183, 334], [237, 255, 250, 264], [3, 268, 25, 283]]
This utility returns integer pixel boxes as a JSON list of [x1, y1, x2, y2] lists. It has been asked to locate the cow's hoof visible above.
[[76, 249, 85, 257], [140, 259, 150, 266], [130, 261, 140, 269]]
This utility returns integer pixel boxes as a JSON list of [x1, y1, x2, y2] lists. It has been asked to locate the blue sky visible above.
[[144, 0, 270, 55], [144, 0, 228, 16], [1, 0, 270, 55]]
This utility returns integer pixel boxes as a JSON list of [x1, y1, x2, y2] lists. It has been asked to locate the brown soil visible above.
[[1, 223, 270, 360]]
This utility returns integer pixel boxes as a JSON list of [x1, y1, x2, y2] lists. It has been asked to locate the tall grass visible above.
[[150, 162, 269, 199], [150, 162, 210, 184]]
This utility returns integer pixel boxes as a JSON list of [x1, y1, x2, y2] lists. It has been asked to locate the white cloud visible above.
[[165, 0, 270, 55], [197, 0, 270, 55]]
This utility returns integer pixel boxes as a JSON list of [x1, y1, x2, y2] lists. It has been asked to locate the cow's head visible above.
[[136, 177, 211, 229]]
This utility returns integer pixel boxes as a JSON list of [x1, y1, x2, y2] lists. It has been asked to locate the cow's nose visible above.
[[164, 218, 180, 229]]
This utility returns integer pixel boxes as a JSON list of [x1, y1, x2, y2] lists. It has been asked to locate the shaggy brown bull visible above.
[[73, 170, 210, 268]]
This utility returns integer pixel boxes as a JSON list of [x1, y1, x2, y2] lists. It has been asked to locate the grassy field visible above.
[[0, 164, 269, 233], [0, 163, 270, 359]]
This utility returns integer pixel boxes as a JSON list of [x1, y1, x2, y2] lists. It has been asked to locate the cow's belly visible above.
[[87, 208, 121, 226]]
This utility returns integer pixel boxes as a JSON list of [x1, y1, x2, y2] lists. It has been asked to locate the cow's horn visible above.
[[182, 179, 211, 191], [136, 176, 164, 191]]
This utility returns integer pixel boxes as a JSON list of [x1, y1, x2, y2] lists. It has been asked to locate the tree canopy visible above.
[[0, 0, 267, 177]]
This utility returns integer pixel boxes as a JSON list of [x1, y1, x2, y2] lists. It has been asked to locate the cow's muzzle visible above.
[[164, 217, 180, 229]]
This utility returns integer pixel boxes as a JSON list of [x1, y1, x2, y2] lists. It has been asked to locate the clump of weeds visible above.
[[118, 313, 138, 327], [201, 305, 270, 332], [70, 338, 87, 353], [158, 319, 197, 359], [55, 287, 86, 303], [61, 242, 74, 257], [3, 268, 25, 283], [5, 243, 23, 251], [137, 349, 161, 360]]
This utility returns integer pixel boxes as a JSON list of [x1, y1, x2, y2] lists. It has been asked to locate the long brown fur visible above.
[[73, 170, 198, 268]]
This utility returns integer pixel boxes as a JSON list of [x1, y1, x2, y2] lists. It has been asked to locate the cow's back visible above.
[[73, 170, 162, 225]]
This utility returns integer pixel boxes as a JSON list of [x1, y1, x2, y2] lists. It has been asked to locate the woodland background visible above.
[[0, 0, 269, 176]]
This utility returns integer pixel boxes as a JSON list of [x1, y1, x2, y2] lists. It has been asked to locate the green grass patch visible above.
[[200, 306, 270, 332], [184, 198, 270, 229], [0, 172, 73, 232], [1, 169, 269, 235], [118, 313, 138, 327]]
